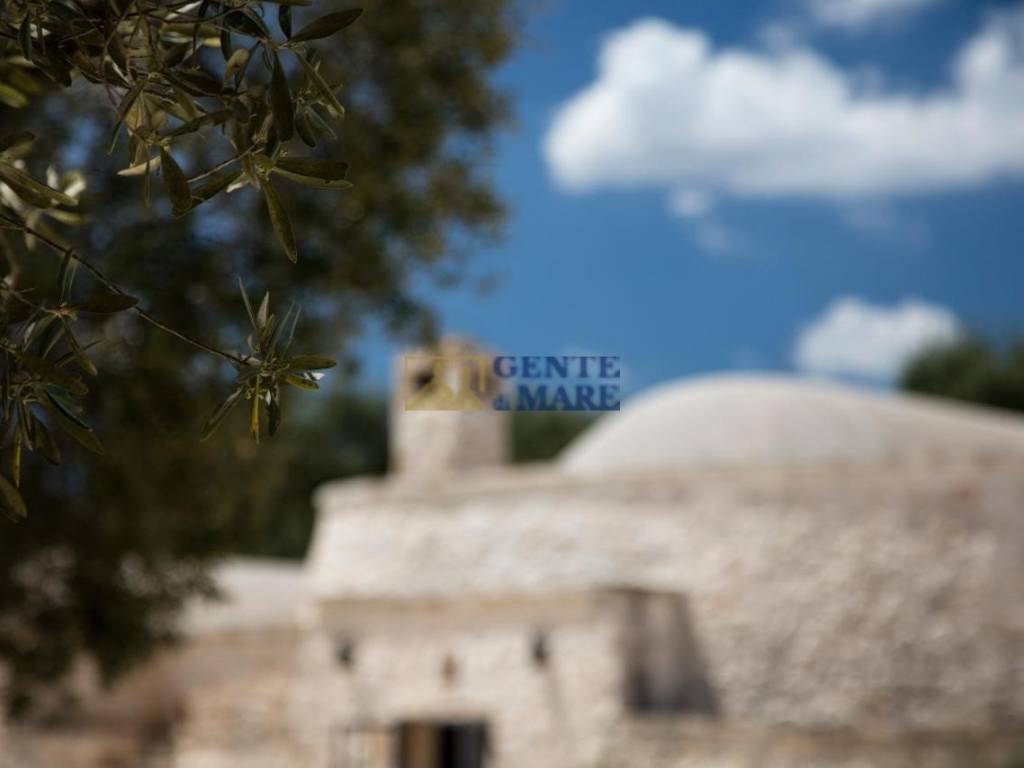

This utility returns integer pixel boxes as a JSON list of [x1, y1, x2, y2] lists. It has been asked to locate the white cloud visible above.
[[543, 9, 1024, 202], [668, 188, 713, 218], [840, 203, 930, 246], [694, 218, 740, 254], [665, 189, 743, 253], [793, 296, 962, 380], [808, 0, 942, 30]]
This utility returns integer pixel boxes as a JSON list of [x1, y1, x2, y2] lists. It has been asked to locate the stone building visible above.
[[5, 351, 1024, 768]]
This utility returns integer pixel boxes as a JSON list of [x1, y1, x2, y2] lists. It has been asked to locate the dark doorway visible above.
[[621, 591, 718, 715], [396, 721, 489, 768]]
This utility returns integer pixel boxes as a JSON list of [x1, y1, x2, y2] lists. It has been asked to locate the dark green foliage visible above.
[[288, 8, 364, 43], [511, 410, 595, 463], [0, 0, 378, 516], [229, 389, 389, 558], [0, 0, 362, 260], [0, 0, 516, 712], [900, 338, 1024, 414]]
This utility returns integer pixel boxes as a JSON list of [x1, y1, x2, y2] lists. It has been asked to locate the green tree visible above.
[[0, 0, 515, 713], [0, 0, 378, 520], [229, 387, 389, 559], [511, 410, 594, 463], [900, 338, 1024, 413]]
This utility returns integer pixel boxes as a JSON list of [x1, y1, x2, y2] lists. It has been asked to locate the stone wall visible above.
[[7, 457, 1024, 768], [3, 628, 301, 768], [169, 629, 303, 768], [309, 460, 1024, 732], [603, 719, 1024, 768], [290, 593, 624, 768]]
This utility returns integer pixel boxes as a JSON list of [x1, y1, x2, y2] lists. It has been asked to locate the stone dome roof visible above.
[[559, 374, 1024, 472]]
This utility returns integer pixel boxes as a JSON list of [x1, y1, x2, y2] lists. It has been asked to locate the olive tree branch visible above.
[[1, 214, 250, 367]]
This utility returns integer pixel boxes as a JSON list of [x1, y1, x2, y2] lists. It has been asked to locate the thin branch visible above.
[[0, 285, 42, 312], [1, 215, 249, 367], [186, 152, 247, 185]]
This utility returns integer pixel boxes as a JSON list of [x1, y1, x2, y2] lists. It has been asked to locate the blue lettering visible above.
[[599, 356, 620, 379], [516, 384, 548, 410], [544, 356, 568, 379], [598, 384, 620, 411], [522, 356, 541, 379], [551, 386, 573, 410], [493, 356, 517, 378], [575, 385, 596, 410]]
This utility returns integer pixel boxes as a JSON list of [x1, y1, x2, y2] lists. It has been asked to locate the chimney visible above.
[[390, 337, 508, 478]]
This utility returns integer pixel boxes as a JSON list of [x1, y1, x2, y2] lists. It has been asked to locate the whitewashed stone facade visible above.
[[293, 368, 1024, 767], [299, 461, 1024, 767]]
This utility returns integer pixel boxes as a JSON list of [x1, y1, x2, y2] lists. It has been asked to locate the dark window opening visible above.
[[413, 370, 435, 391], [621, 591, 718, 715], [530, 630, 550, 668], [335, 638, 355, 668], [397, 721, 489, 768]]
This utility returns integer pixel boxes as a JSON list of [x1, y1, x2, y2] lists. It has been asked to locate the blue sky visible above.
[[354, 0, 1024, 395]]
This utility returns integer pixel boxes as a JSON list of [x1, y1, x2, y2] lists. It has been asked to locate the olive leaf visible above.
[[28, 413, 62, 466], [0, 84, 28, 109], [295, 112, 317, 147], [60, 319, 97, 376], [295, 54, 345, 119], [223, 9, 270, 39], [270, 53, 295, 141], [201, 388, 244, 441], [287, 354, 337, 370], [272, 157, 350, 189], [257, 291, 271, 330], [284, 373, 319, 390], [249, 384, 261, 442], [18, 352, 88, 396], [43, 392, 105, 455], [18, 17, 32, 60], [279, 5, 294, 38], [0, 161, 79, 208], [164, 69, 224, 97], [117, 154, 161, 177], [160, 148, 192, 217], [268, 389, 282, 436], [0, 131, 35, 156], [165, 109, 231, 139], [220, 27, 234, 61], [258, 177, 298, 262], [288, 9, 363, 43], [0, 472, 26, 522], [189, 169, 244, 211], [10, 429, 22, 488], [108, 78, 148, 151], [238, 276, 259, 330]]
